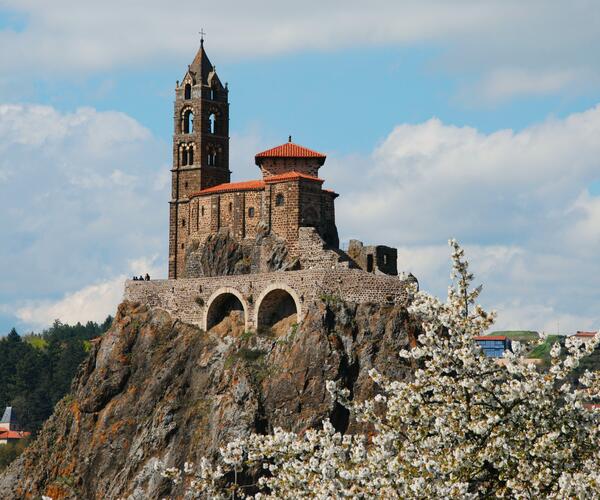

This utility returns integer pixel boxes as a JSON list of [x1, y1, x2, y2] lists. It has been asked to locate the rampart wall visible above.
[[124, 269, 410, 331]]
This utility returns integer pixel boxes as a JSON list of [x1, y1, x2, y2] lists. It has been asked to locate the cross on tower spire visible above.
[[199, 28, 206, 47]]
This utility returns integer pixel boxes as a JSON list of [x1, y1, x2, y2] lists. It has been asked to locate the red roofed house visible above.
[[0, 407, 30, 445], [167, 41, 398, 278], [474, 335, 513, 358], [574, 331, 598, 343]]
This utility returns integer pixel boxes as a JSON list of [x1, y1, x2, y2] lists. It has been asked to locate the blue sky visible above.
[[1, 1, 599, 334]]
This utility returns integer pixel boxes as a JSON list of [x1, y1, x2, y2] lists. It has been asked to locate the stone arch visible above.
[[255, 283, 302, 332], [204, 287, 249, 332]]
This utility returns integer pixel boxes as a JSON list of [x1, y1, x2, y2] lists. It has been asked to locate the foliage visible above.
[[0, 438, 29, 472], [160, 240, 600, 498], [319, 293, 342, 306], [528, 334, 563, 359], [0, 317, 112, 436]]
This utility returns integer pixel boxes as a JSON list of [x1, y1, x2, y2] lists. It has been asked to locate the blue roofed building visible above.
[[474, 335, 512, 358]]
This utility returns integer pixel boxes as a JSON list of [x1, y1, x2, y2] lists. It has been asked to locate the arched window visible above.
[[181, 147, 188, 166], [207, 150, 217, 166], [183, 110, 194, 134], [184, 83, 191, 100], [201, 205, 205, 216], [188, 146, 194, 165], [248, 207, 255, 218], [210, 89, 216, 100], [228, 202, 233, 213], [181, 218, 186, 227], [275, 193, 284, 206], [209, 113, 216, 134]]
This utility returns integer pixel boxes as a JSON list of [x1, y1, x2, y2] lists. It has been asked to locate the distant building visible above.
[[0, 407, 30, 445], [574, 331, 598, 343], [474, 335, 512, 358]]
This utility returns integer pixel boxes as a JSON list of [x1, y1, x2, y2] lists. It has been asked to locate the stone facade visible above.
[[169, 40, 231, 279]]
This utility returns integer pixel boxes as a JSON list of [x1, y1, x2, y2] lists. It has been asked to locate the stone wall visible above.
[[124, 268, 410, 331], [347, 240, 398, 276], [258, 157, 322, 178], [182, 179, 340, 268]]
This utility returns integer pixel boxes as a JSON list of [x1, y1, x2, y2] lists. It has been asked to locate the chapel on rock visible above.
[[168, 40, 397, 279], [126, 40, 411, 333]]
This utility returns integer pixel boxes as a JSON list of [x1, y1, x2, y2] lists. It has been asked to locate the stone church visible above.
[[168, 40, 396, 280], [127, 40, 413, 333]]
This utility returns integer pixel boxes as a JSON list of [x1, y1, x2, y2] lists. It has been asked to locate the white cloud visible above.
[[0, 1, 598, 100], [3, 99, 600, 335], [0, 104, 169, 327], [328, 104, 600, 333], [14, 253, 163, 329], [478, 68, 588, 102], [16, 275, 125, 329]]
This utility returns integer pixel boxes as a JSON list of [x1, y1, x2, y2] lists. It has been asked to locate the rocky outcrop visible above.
[[184, 227, 299, 278], [0, 298, 419, 499]]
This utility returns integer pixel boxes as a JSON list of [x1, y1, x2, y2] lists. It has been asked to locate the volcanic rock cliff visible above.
[[0, 297, 419, 499]]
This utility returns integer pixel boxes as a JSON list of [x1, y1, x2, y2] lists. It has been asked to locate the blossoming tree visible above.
[[161, 240, 600, 498]]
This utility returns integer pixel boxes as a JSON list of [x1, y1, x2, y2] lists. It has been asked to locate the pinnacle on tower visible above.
[[187, 37, 214, 85]]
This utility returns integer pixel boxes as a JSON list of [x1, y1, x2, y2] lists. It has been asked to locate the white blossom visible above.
[[158, 240, 600, 498]]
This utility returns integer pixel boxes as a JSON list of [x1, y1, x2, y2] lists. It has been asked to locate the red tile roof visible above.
[[265, 171, 324, 184], [191, 180, 265, 197], [0, 430, 30, 440], [255, 142, 326, 160], [575, 331, 597, 338], [474, 335, 508, 341], [190, 171, 330, 198]]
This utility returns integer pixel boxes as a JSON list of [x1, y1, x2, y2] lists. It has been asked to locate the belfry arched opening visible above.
[[205, 292, 246, 335], [257, 288, 299, 335]]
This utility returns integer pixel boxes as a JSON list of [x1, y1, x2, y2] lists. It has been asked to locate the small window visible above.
[[367, 254, 374, 273], [201, 206, 205, 216], [183, 110, 194, 134], [209, 113, 216, 134], [207, 150, 217, 166], [383, 254, 388, 266], [228, 202, 233, 212], [211, 89, 216, 100], [180, 243, 184, 249], [182, 147, 188, 166], [275, 193, 284, 206], [188, 147, 194, 165], [184, 181, 188, 189], [248, 207, 255, 218], [181, 219, 186, 227], [184, 84, 191, 100]]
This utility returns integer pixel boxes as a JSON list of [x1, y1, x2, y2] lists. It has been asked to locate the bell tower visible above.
[[169, 37, 230, 278]]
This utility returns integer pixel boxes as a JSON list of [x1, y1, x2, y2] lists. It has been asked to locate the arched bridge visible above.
[[124, 269, 409, 332]]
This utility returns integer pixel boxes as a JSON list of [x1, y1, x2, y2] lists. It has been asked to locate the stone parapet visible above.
[[124, 268, 410, 331]]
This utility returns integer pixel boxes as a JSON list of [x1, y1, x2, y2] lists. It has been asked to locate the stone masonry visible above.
[[124, 268, 410, 332]]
